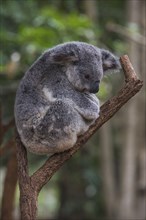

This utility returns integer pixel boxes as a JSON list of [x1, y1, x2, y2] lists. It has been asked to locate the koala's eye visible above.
[[84, 74, 90, 80]]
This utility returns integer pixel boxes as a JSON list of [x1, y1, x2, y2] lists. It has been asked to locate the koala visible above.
[[14, 42, 121, 154]]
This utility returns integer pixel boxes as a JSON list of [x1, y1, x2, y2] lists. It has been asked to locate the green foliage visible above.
[[1, 4, 98, 67], [19, 8, 97, 50]]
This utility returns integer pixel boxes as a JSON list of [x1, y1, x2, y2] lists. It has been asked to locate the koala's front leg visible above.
[[74, 94, 100, 121], [74, 105, 99, 121]]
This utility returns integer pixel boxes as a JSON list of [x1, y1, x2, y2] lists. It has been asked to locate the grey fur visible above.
[[14, 42, 121, 154]]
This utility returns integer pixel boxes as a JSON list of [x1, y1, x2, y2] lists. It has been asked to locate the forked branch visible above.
[[16, 55, 143, 219]]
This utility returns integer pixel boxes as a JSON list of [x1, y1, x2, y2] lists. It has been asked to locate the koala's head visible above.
[[48, 42, 121, 93]]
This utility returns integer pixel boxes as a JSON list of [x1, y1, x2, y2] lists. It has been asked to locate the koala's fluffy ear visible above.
[[50, 51, 79, 64], [101, 49, 121, 74]]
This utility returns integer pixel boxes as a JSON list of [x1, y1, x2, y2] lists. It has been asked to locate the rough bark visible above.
[[16, 136, 38, 220], [16, 55, 143, 220], [1, 140, 17, 220]]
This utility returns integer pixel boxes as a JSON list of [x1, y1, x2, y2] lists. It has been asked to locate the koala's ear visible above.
[[101, 49, 121, 74], [50, 51, 79, 64]]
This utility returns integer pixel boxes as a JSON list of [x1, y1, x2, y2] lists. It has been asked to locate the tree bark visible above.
[[118, 1, 145, 219], [1, 140, 17, 220], [16, 135, 38, 220], [16, 55, 143, 220]]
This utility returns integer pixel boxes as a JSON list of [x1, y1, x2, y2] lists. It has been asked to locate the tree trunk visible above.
[[135, 0, 146, 219], [19, 190, 38, 220], [99, 122, 116, 217], [118, 0, 145, 219], [16, 138, 38, 220], [1, 142, 17, 220], [83, 0, 98, 22]]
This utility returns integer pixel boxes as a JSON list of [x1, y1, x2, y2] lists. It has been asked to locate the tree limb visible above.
[[1, 141, 17, 220], [107, 22, 146, 46], [16, 55, 143, 219], [30, 55, 143, 192]]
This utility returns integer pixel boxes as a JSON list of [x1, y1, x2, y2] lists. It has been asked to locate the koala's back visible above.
[[15, 42, 101, 154], [15, 83, 91, 154]]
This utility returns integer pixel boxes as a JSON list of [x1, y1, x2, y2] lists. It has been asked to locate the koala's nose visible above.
[[90, 81, 100, 93]]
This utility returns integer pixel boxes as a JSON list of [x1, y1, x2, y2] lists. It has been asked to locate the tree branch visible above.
[[107, 23, 146, 46], [16, 55, 143, 219]]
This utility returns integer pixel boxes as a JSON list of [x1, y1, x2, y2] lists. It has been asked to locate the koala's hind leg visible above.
[[34, 100, 78, 153]]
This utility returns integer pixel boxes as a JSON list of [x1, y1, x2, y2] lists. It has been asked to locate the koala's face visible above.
[[49, 42, 121, 94], [66, 47, 103, 93]]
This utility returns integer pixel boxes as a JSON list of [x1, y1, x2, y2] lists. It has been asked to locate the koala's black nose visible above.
[[90, 81, 100, 93]]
